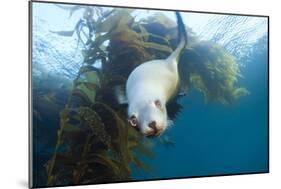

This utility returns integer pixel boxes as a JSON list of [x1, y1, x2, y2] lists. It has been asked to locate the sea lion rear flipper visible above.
[[114, 85, 128, 105]]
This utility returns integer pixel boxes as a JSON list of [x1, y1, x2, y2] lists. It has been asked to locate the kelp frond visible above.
[[181, 42, 248, 104]]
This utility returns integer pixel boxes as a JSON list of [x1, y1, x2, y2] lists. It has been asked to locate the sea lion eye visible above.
[[154, 100, 162, 108], [129, 115, 138, 127]]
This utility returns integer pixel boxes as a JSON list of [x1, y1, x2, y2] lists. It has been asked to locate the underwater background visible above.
[[31, 2, 268, 187]]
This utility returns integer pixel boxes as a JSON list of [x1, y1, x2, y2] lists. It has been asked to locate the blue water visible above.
[[31, 2, 269, 186]]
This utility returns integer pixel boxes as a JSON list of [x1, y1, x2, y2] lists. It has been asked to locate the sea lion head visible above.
[[128, 99, 169, 137]]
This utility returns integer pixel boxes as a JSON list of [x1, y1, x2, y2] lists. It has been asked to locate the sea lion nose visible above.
[[148, 121, 158, 135]]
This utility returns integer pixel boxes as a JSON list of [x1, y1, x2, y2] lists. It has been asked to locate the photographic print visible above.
[[29, 1, 269, 188]]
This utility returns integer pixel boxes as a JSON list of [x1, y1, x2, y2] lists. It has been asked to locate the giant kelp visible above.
[[43, 7, 156, 187], [39, 6, 248, 187], [180, 42, 249, 104]]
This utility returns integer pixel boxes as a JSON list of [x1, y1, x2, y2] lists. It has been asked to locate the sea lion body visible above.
[[125, 12, 187, 137]]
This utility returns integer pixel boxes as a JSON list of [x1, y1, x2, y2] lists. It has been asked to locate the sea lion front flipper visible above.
[[114, 85, 128, 105]]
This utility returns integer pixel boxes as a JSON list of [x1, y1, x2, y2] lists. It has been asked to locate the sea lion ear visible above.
[[154, 99, 162, 108], [128, 115, 138, 127]]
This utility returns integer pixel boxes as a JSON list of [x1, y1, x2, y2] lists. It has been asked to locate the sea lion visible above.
[[126, 12, 187, 137]]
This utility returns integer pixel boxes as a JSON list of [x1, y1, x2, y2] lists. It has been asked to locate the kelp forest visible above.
[[32, 5, 248, 187]]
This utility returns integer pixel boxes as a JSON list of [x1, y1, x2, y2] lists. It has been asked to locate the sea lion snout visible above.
[[146, 121, 163, 137], [148, 121, 158, 134]]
